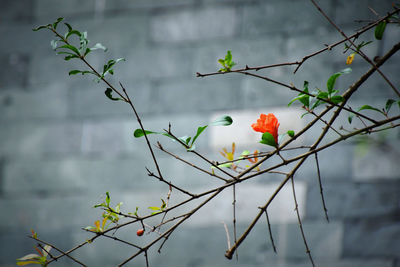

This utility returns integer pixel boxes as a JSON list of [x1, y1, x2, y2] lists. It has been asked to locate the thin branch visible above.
[[120, 82, 164, 179], [99, 232, 142, 249], [165, 128, 237, 180], [309, 110, 343, 137], [144, 250, 150, 267], [222, 221, 231, 251], [314, 153, 329, 222], [232, 184, 238, 260], [157, 141, 228, 182], [291, 176, 315, 267], [264, 209, 277, 253], [146, 167, 195, 197]]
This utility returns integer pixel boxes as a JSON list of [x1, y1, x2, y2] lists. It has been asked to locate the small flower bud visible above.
[[136, 229, 144, 236]]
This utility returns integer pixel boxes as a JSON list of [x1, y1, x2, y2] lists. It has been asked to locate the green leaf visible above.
[[64, 22, 72, 32], [317, 91, 329, 100], [68, 70, 81, 75], [106, 192, 110, 206], [148, 206, 160, 211], [94, 202, 107, 208], [32, 25, 49, 31], [65, 30, 81, 39], [310, 99, 322, 110], [134, 129, 158, 138], [287, 130, 295, 137], [52, 17, 64, 29], [134, 207, 139, 216], [178, 135, 191, 145], [161, 199, 166, 209], [211, 115, 233, 126], [375, 20, 387, 40], [385, 99, 396, 113], [104, 88, 123, 101], [83, 48, 90, 56], [218, 50, 236, 71], [356, 40, 373, 51], [330, 95, 345, 104], [133, 129, 173, 139], [225, 50, 232, 63], [63, 54, 80, 61], [357, 104, 384, 114], [102, 58, 125, 76], [260, 132, 277, 147], [68, 70, 95, 76], [327, 68, 352, 94], [191, 125, 208, 146], [211, 162, 233, 169], [348, 114, 354, 124], [58, 44, 80, 56], [301, 111, 310, 118], [288, 81, 310, 107], [299, 81, 310, 107]]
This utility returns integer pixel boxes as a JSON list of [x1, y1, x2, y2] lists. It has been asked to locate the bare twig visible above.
[[291, 176, 315, 267], [222, 221, 231, 250], [264, 209, 277, 253], [232, 184, 238, 260], [314, 153, 329, 222]]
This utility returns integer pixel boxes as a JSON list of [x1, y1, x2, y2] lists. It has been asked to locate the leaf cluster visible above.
[[16, 245, 52, 266], [288, 68, 351, 114], [85, 192, 123, 232], [33, 17, 125, 83], [218, 50, 236, 72]]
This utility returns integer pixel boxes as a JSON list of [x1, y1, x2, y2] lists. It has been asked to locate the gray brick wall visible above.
[[1, 0, 399, 266]]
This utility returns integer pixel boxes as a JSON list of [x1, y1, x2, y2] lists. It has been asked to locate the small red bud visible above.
[[136, 229, 144, 236]]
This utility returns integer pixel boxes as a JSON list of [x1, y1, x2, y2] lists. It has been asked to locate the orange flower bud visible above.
[[136, 228, 144, 236], [251, 113, 280, 143]]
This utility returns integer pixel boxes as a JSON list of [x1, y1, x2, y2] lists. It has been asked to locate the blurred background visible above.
[[1, 0, 399, 266]]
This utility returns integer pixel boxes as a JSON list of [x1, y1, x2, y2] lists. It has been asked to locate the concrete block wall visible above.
[[1, 0, 399, 266]]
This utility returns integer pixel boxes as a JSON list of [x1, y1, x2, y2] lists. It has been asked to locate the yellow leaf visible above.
[[101, 217, 108, 230], [346, 53, 355, 65], [16, 260, 40, 265], [94, 220, 102, 232]]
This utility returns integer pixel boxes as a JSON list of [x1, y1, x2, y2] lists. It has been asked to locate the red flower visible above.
[[251, 113, 280, 143]]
